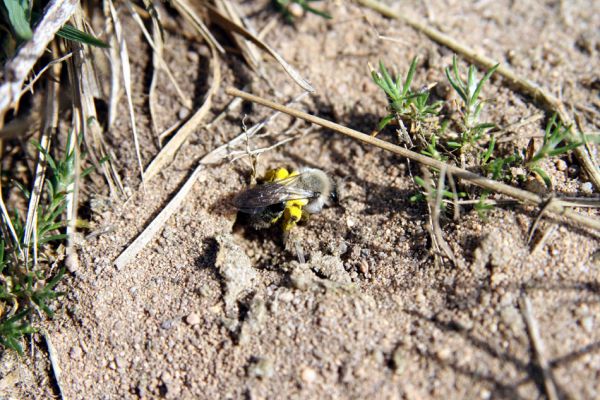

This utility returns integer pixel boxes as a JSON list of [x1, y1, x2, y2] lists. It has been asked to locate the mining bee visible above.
[[233, 167, 335, 232]]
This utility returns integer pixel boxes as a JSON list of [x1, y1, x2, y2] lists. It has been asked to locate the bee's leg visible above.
[[299, 210, 310, 223], [282, 204, 303, 231]]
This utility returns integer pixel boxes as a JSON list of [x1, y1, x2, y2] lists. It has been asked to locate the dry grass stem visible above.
[[492, 112, 545, 140], [357, 0, 600, 191], [0, 0, 78, 119], [531, 225, 557, 255], [43, 332, 65, 399], [214, 0, 262, 71], [23, 59, 61, 252], [429, 167, 458, 265], [108, 0, 145, 184], [144, 0, 164, 140], [519, 294, 561, 400], [18, 53, 72, 99], [144, 50, 222, 181], [127, 1, 193, 109], [205, 4, 314, 92], [171, 0, 225, 53], [225, 87, 600, 232]]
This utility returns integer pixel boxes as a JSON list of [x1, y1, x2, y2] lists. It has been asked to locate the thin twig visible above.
[[433, 167, 457, 264], [519, 294, 560, 400], [42, 332, 65, 400], [492, 112, 545, 140], [527, 196, 556, 244], [127, 1, 192, 109], [18, 53, 72, 99], [225, 87, 600, 232], [108, 0, 145, 184], [531, 225, 557, 255], [144, 49, 221, 181], [357, 0, 600, 191], [23, 52, 61, 256]]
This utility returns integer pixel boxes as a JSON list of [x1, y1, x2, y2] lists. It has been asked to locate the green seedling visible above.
[[0, 130, 88, 353], [421, 135, 447, 161], [445, 55, 498, 150], [274, 0, 332, 22], [475, 192, 494, 220], [371, 57, 442, 136], [524, 114, 585, 187], [410, 176, 466, 204], [0, 309, 35, 354], [371, 58, 417, 130]]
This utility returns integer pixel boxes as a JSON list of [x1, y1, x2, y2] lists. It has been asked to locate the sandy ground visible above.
[[2, 0, 600, 399]]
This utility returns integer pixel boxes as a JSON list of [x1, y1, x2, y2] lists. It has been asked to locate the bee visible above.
[[233, 167, 335, 231]]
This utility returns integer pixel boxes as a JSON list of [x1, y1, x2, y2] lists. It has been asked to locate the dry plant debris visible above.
[[0, 1, 598, 399]]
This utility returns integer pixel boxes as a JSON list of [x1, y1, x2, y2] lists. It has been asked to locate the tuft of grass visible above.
[[524, 114, 585, 188], [371, 57, 442, 137], [445, 55, 498, 152], [371, 55, 594, 219], [0, 131, 83, 354]]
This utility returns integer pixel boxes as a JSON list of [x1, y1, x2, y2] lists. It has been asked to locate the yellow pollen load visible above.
[[264, 168, 308, 231]]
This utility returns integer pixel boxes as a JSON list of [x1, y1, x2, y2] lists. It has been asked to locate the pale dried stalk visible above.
[[214, 0, 262, 70], [519, 294, 560, 400], [0, 0, 78, 120], [23, 57, 61, 252], [172, 0, 225, 53], [18, 53, 72, 99], [205, 4, 314, 93], [70, 6, 122, 198], [127, 1, 193, 109], [225, 87, 600, 232], [144, 51, 222, 181], [108, 0, 145, 184], [357, 0, 600, 191]]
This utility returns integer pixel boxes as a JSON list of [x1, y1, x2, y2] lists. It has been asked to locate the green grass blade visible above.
[[402, 57, 418, 96], [471, 64, 499, 104], [56, 24, 109, 48], [2, 0, 33, 40]]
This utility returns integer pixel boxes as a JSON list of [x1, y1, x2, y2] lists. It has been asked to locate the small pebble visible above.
[[300, 367, 317, 384], [115, 356, 126, 369], [248, 357, 274, 379], [278, 290, 294, 303], [581, 182, 593, 194], [178, 107, 190, 120], [161, 320, 175, 330], [581, 316, 594, 333], [70, 346, 82, 360], [287, 2, 304, 18], [186, 313, 201, 326], [555, 159, 567, 171]]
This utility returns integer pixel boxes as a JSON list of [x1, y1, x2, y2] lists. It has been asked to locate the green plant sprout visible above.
[[445, 55, 498, 151], [410, 176, 466, 204], [274, 0, 332, 22], [524, 114, 587, 188], [371, 57, 442, 139], [0, 131, 87, 354], [421, 135, 447, 161]]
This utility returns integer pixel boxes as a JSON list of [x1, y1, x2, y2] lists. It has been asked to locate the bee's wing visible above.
[[233, 176, 318, 213]]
